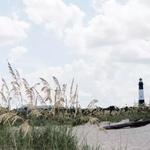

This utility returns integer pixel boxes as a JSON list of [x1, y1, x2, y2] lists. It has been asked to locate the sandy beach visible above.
[[74, 123, 150, 150]]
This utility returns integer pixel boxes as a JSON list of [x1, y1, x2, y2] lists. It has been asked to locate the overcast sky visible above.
[[1, 0, 150, 107]]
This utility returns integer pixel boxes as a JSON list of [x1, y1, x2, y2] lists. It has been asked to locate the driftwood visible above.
[[104, 120, 150, 130]]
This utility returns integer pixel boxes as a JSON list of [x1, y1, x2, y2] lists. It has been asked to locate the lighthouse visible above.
[[138, 78, 145, 105]]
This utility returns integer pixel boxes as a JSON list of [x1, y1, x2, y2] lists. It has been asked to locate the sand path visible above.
[[74, 123, 150, 150]]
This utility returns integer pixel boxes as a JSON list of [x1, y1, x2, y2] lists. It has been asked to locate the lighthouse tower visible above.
[[138, 78, 145, 105]]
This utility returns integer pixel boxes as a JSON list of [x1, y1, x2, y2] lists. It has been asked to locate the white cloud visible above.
[[21, 0, 150, 107], [23, 0, 85, 37], [8, 46, 28, 62], [67, 0, 150, 50], [0, 16, 30, 46]]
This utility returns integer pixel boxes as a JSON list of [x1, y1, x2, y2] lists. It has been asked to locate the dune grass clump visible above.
[[0, 123, 78, 150]]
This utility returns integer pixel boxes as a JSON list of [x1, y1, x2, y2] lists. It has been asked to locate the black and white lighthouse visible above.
[[138, 78, 145, 105]]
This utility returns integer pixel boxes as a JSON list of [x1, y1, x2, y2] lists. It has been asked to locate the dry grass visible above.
[[0, 62, 80, 118], [0, 112, 24, 125], [19, 120, 32, 138]]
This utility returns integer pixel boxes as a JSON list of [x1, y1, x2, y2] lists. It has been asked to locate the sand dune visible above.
[[74, 123, 150, 150]]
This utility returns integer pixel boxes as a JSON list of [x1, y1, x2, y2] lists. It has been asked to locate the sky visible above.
[[1, 0, 150, 107]]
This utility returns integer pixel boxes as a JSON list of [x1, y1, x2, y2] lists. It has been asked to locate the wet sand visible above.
[[74, 123, 150, 150]]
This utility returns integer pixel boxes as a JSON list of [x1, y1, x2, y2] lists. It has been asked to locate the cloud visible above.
[[0, 16, 30, 46], [23, 0, 85, 37], [21, 0, 150, 107], [64, 0, 150, 67], [8, 46, 28, 62]]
